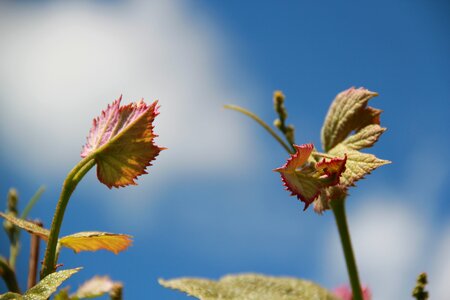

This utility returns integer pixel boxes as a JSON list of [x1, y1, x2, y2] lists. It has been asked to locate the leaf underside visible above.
[[341, 124, 386, 151], [0, 212, 49, 240], [81, 96, 164, 188], [159, 273, 339, 300], [59, 232, 132, 254], [320, 87, 390, 189], [0, 269, 80, 299], [0, 213, 132, 255]]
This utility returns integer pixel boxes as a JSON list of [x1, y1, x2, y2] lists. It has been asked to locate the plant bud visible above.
[[273, 90, 287, 122], [3, 188, 19, 242]]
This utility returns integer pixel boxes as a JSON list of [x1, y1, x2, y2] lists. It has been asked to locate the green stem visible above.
[[224, 104, 295, 154], [0, 255, 21, 293], [9, 242, 19, 271], [8, 186, 46, 270], [40, 156, 96, 279], [331, 197, 363, 300], [21, 186, 46, 220]]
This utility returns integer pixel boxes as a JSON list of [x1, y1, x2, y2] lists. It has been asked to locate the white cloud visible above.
[[429, 225, 450, 299], [0, 0, 257, 182], [0, 0, 262, 224]]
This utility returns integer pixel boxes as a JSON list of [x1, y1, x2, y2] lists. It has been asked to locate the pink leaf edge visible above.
[[81, 95, 165, 188], [274, 144, 346, 210]]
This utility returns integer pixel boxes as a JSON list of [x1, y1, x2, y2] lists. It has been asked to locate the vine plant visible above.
[[0, 89, 428, 299], [0, 96, 164, 299], [159, 87, 392, 300]]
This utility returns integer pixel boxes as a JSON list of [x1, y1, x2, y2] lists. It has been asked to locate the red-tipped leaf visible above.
[[81, 96, 165, 188], [275, 144, 346, 210]]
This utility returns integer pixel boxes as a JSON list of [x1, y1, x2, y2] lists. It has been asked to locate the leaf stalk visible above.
[[224, 104, 295, 154], [40, 155, 96, 279]]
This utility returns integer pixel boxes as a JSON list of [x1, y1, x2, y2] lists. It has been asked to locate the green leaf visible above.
[[24, 268, 81, 300], [21, 185, 46, 219], [59, 232, 132, 254], [341, 124, 386, 150], [0, 292, 23, 299], [321, 87, 379, 152], [71, 276, 116, 299], [0, 212, 50, 240], [81, 96, 165, 188], [159, 273, 339, 300], [328, 144, 391, 187], [0, 256, 21, 294]]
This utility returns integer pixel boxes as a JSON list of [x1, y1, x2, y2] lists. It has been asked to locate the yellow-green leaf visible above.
[[328, 144, 391, 186], [321, 87, 379, 152], [342, 124, 386, 150], [0, 292, 23, 299], [0, 214, 132, 255], [59, 232, 132, 254], [0, 212, 49, 240], [81, 96, 165, 188], [24, 268, 81, 300], [53, 289, 70, 300], [159, 273, 339, 300], [71, 276, 116, 299]]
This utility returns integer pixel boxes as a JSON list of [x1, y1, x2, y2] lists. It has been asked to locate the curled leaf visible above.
[[81, 96, 165, 188], [0, 212, 50, 240], [59, 232, 132, 254], [321, 87, 379, 152], [274, 144, 346, 210], [160, 273, 339, 300]]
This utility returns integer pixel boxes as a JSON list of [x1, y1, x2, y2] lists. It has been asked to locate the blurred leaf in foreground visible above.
[[71, 276, 117, 299], [160, 273, 339, 300], [0, 268, 81, 300]]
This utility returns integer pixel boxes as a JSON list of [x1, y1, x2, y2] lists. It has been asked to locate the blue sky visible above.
[[0, 1, 449, 299]]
